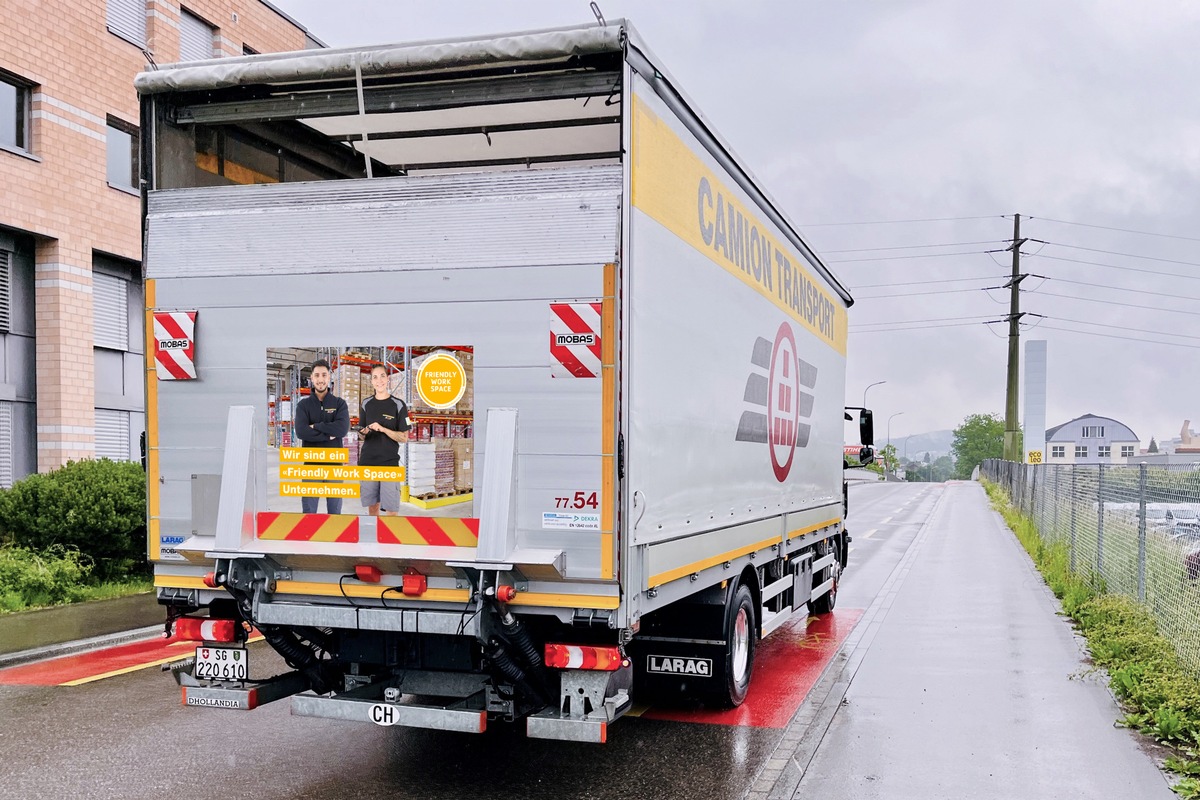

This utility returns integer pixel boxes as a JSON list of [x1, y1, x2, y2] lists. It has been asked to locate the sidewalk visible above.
[[756, 481, 1176, 799]]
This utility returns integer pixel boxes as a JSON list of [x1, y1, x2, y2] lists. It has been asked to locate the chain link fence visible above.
[[981, 459, 1200, 677]]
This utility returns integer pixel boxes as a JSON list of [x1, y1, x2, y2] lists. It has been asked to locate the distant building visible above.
[[1131, 421, 1200, 465], [0, 0, 321, 486], [1044, 413, 1139, 465]]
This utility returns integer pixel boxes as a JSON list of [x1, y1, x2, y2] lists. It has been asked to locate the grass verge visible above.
[[983, 480, 1200, 798], [0, 544, 152, 614]]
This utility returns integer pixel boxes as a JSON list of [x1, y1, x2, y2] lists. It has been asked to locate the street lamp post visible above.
[[863, 380, 886, 409], [887, 412, 904, 480]]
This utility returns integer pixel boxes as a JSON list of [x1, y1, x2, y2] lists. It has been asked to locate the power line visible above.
[[1042, 241, 1200, 268], [1029, 253, 1200, 282], [1047, 315, 1200, 341], [1039, 324, 1200, 351], [848, 321, 993, 333], [822, 240, 1006, 253], [1035, 274, 1200, 302], [1026, 288, 1200, 316], [854, 287, 998, 299], [802, 215, 1004, 227], [1031, 215, 1200, 244], [827, 250, 992, 263], [848, 275, 1003, 289], [850, 314, 995, 328]]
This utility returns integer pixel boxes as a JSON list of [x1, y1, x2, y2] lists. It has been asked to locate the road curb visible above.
[[0, 625, 163, 670]]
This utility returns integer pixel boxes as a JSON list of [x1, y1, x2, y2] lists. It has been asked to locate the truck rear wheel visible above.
[[712, 583, 756, 708]]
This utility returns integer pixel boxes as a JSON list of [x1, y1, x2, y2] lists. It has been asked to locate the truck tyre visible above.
[[810, 538, 840, 615], [713, 583, 756, 708]]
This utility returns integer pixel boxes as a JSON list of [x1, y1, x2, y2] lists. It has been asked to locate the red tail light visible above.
[[544, 644, 628, 671], [174, 617, 237, 643]]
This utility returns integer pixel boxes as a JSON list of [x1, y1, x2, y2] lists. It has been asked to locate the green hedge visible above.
[[0, 545, 93, 612], [0, 459, 146, 580]]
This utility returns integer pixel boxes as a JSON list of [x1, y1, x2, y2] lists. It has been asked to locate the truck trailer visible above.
[[138, 19, 871, 742]]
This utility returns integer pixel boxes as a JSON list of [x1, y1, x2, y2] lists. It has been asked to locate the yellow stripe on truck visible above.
[[144, 279, 160, 562], [600, 261, 617, 580], [630, 96, 847, 356], [649, 535, 781, 589], [154, 576, 619, 610]]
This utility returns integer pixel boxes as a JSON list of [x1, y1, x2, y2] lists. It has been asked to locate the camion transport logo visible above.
[[735, 321, 818, 481]]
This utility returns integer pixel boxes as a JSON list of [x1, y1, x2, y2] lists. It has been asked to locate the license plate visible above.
[[194, 646, 249, 681]]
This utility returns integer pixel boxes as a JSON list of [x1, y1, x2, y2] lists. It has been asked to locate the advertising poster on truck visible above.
[[264, 345, 474, 515]]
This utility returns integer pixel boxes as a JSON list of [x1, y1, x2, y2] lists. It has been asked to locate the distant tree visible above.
[[1149, 437, 1159, 454], [932, 455, 955, 481], [951, 413, 1014, 479], [905, 454, 953, 482], [880, 444, 898, 474]]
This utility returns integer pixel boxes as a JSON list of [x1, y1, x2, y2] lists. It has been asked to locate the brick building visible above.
[[0, 0, 320, 485]]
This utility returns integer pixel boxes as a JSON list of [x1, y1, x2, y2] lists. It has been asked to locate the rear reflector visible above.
[[544, 643, 628, 671], [175, 617, 238, 643]]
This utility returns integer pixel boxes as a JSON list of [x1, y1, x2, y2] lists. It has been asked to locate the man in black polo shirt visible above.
[[358, 364, 411, 515], [294, 359, 350, 514]]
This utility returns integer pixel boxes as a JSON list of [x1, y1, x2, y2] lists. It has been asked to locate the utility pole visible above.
[[1003, 214, 1027, 462]]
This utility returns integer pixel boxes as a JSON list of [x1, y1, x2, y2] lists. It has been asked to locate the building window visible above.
[[180, 9, 216, 62], [1098, 445, 1111, 458], [0, 248, 10, 333], [93, 272, 130, 350], [1081, 425, 1105, 438], [106, 116, 139, 191], [0, 401, 12, 487], [1051, 445, 1065, 458], [95, 408, 132, 461], [0, 72, 32, 153], [1121, 445, 1134, 458], [243, 44, 259, 56], [107, 0, 147, 48], [1075, 445, 1088, 458]]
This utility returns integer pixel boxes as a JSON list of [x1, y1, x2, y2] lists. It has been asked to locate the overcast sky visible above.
[[272, 0, 1200, 450]]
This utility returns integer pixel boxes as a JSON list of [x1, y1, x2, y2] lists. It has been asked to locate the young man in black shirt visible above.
[[358, 364, 411, 515], [293, 359, 350, 514]]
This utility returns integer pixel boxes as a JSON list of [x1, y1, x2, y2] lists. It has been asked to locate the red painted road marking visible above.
[[642, 608, 864, 729], [0, 636, 193, 686], [0, 631, 262, 687]]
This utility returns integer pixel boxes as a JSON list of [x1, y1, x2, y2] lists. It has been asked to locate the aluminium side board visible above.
[[137, 19, 855, 733]]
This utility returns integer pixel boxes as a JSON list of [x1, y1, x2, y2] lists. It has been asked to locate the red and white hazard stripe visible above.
[[549, 302, 602, 379], [153, 311, 197, 380]]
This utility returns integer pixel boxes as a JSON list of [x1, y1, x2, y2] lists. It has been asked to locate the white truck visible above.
[[138, 19, 872, 742]]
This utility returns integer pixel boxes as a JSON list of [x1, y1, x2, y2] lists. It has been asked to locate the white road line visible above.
[[848, 546, 856, 553], [880, 516, 893, 524], [861, 528, 878, 539]]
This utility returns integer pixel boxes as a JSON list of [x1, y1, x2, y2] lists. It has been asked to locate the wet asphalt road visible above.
[[0, 480, 935, 800]]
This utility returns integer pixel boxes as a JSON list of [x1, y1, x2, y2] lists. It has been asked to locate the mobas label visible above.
[[554, 332, 596, 346], [646, 655, 713, 677]]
